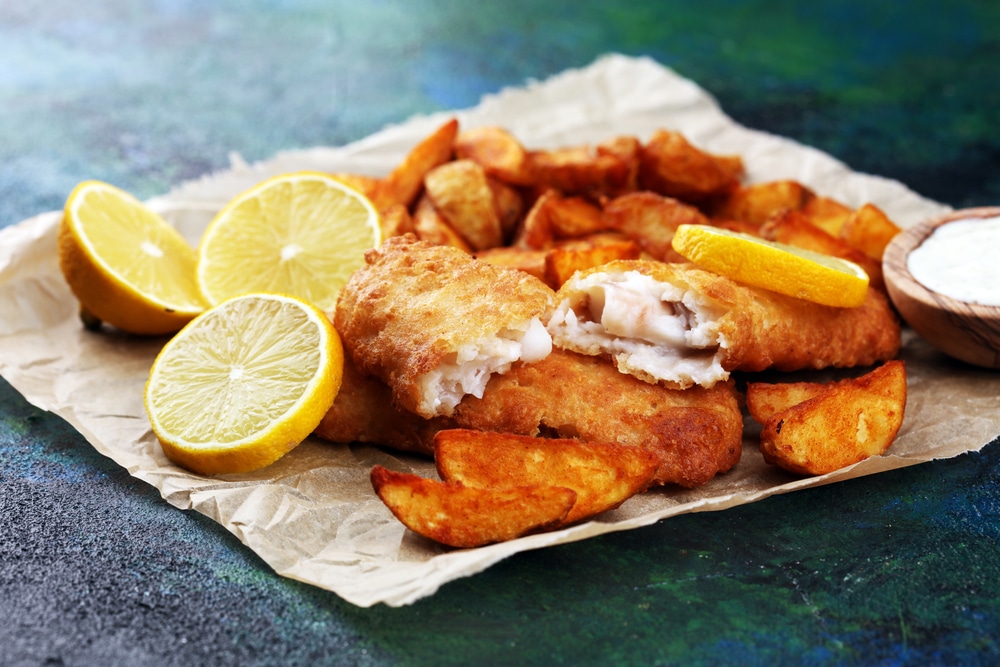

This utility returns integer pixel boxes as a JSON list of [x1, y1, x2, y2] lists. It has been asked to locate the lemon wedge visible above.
[[58, 180, 206, 335], [196, 172, 382, 313], [144, 293, 343, 475], [671, 223, 870, 307]]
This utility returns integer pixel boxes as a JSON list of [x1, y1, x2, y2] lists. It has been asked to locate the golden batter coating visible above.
[[313, 355, 445, 456], [451, 349, 743, 488], [546, 260, 901, 389], [334, 235, 556, 418], [315, 349, 743, 489]]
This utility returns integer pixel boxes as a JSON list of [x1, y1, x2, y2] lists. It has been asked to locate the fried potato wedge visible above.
[[528, 145, 631, 199], [412, 195, 472, 251], [474, 246, 547, 281], [838, 203, 901, 261], [424, 159, 503, 250], [488, 178, 525, 240], [746, 380, 832, 425], [638, 129, 742, 203], [543, 238, 641, 289], [547, 195, 609, 239], [512, 188, 558, 249], [602, 191, 707, 261], [757, 360, 907, 476], [372, 118, 459, 211], [370, 465, 576, 548], [378, 203, 416, 239], [710, 179, 814, 227], [434, 429, 658, 526], [454, 125, 534, 185], [800, 195, 854, 237], [595, 135, 641, 196]]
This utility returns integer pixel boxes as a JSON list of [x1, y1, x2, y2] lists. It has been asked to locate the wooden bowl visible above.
[[883, 207, 1000, 369]]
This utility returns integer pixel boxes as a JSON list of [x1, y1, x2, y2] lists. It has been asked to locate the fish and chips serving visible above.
[[53, 106, 914, 550], [6, 56, 1000, 606], [311, 116, 910, 547]]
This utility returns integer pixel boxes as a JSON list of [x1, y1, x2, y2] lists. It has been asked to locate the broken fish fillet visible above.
[[546, 260, 900, 389], [314, 349, 743, 488], [334, 235, 555, 418]]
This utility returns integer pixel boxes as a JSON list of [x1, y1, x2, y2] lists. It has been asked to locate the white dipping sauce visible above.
[[907, 216, 1000, 306]]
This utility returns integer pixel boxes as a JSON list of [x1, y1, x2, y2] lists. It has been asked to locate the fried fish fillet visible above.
[[315, 349, 743, 488], [334, 235, 555, 418], [546, 260, 900, 389], [451, 349, 743, 488], [313, 354, 447, 456]]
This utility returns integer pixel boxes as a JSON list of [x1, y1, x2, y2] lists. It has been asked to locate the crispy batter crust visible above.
[[452, 349, 743, 488], [313, 355, 447, 456], [315, 349, 744, 489], [333, 234, 555, 416]]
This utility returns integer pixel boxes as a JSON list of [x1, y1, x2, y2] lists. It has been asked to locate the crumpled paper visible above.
[[2, 54, 999, 608]]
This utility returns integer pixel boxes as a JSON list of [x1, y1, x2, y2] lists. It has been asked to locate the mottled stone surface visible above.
[[3, 1, 1000, 664]]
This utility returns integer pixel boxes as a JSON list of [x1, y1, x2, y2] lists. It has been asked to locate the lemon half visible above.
[[671, 223, 870, 307], [196, 172, 382, 313], [59, 180, 206, 335], [144, 293, 343, 475]]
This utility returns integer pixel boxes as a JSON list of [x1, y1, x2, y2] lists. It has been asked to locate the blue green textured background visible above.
[[3, 2, 1000, 665]]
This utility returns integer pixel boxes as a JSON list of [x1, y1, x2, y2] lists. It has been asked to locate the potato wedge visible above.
[[595, 135, 642, 196], [838, 203, 901, 261], [546, 195, 609, 239], [424, 159, 503, 250], [799, 195, 854, 237], [527, 145, 631, 199], [412, 195, 472, 251], [602, 191, 707, 261], [543, 238, 641, 289], [758, 360, 907, 476], [372, 118, 458, 211], [473, 246, 547, 281], [488, 178, 525, 241], [370, 465, 576, 548], [454, 125, 534, 185], [746, 380, 832, 425], [709, 179, 814, 227], [434, 429, 657, 526], [512, 189, 558, 249], [638, 129, 742, 203], [378, 203, 416, 239]]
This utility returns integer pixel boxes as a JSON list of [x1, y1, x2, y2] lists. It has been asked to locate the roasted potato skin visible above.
[[755, 361, 907, 476], [370, 465, 576, 548], [434, 429, 658, 526]]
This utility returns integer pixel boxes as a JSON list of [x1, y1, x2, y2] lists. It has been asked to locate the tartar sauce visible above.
[[907, 216, 1000, 306]]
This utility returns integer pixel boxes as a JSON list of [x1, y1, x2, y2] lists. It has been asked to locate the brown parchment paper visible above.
[[2, 54, 999, 608]]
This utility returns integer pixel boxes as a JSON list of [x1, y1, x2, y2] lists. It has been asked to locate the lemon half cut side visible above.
[[59, 180, 206, 335], [196, 172, 382, 313], [144, 293, 343, 475], [671, 223, 870, 308]]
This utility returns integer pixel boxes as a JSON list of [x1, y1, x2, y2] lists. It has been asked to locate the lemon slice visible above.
[[671, 223, 870, 307], [197, 172, 382, 313], [144, 293, 343, 475], [58, 180, 206, 335]]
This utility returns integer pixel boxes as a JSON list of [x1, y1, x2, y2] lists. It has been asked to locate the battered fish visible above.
[[334, 235, 555, 418], [451, 349, 743, 488], [546, 260, 900, 389], [315, 349, 743, 488], [313, 354, 446, 456]]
